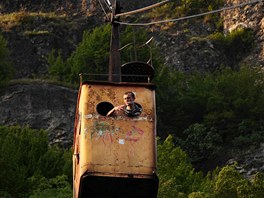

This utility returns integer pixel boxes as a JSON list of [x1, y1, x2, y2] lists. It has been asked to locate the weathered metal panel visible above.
[[79, 83, 156, 175]]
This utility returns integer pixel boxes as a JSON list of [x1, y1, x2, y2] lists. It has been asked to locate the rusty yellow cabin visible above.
[[73, 62, 159, 198]]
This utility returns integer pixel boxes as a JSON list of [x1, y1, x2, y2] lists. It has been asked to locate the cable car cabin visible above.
[[73, 62, 159, 198]]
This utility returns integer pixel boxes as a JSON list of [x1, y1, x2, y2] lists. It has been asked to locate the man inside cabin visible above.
[[107, 91, 142, 117]]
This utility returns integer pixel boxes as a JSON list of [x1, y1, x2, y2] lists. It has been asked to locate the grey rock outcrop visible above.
[[222, 0, 264, 66], [155, 0, 264, 72], [1, 15, 94, 79], [155, 30, 227, 73], [0, 81, 78, 147], [227, 143, 264, 178]]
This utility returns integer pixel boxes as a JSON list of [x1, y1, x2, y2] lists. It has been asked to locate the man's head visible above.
[[123, 91, 135, 106]]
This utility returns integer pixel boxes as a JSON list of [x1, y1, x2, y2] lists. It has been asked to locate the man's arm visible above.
[[107, 105, 125, 116]]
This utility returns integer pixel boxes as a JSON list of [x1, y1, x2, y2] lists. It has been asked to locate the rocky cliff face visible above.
[[154, 25, 227, 73], [1, 1, 263, 78], [157, 0, 264, 72], [1, 14, 96, 79], [0, 81, 78, 148], [222, 0, 264, 66]]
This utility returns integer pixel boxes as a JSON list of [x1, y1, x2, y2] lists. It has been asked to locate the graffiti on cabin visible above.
[[125, 125, 144, 142], [90, 121, 145, 144], [90, 121, 115, 144]]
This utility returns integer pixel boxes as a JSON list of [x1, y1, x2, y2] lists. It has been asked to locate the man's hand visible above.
[[114, 105, 125, 111]]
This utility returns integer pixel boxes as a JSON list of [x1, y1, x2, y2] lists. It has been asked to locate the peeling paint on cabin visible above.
[[84, 114, 92, 119], [84, 127, 89, 139]]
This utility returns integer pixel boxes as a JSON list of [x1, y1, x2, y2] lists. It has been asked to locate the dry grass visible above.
[[0, 11, 66, 30], [24, 30, 50, 35]]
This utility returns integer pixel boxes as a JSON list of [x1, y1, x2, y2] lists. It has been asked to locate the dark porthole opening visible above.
[[96, 102, 114, 116]]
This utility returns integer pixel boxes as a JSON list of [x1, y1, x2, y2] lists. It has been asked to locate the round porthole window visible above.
[[96, 102, 114, 116]]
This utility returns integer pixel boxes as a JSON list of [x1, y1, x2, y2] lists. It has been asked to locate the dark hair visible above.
[[124, 91, 135, 99]]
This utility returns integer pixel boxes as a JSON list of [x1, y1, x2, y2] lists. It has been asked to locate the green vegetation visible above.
[[0, 34, 13, 88], [156, 66, 264, 164], [48, 24, 163, 84], [0, 11, 64, 30], [157, 135, 204, 197], [180, 0, 224, 15], [208, 28, 255, 66], [0, 126, 72, 197], [158, 135, 264, 198], [148, 0, 224, 19], [1, 127, 263, 198], [48, 24, 111, 84], [146, 0, 224, 29]]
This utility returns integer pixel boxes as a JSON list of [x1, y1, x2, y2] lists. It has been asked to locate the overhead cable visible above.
[[104, 0, 112, 10], [115, 0, 172, 17], [97, 0, 109, 19], [115, 0, 263, 26]]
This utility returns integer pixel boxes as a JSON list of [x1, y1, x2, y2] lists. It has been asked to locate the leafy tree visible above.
[[0, 126, 72, 197], [66, 24, 111, 83], [0, 126, 46, 196], [29, 175, 72, 198], [157, 135, 204, 198], [47, 49, 66, 81], [188, 191, 211, 198], [157, 136, 264, 198], [155, 69, 187, 138], [180, 124, 222, 163], [208, 28, 254, 67], [48, 24, 164, 85], [214, 165, 248, 198], [248, 172, 264, 198], [48, 24, 111, 84], [203, 67, 264, 142], [156, 66, 264, 165], [0, 34, 14, 88]]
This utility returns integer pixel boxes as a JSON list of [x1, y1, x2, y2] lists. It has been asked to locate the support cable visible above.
[[96, 0, 109, 20], [103, 0, 112, 11], [115, 0, 172, 17]]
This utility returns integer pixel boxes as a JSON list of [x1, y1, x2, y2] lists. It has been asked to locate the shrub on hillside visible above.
[[156, 66, 264, 165], [0, 126, 72, 197], [0, 34, 14, 88], [208, 28, 254, 67], [157, 135, 264, 198]]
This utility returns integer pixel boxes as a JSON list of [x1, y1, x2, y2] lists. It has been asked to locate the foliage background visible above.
[[1, 0, 264, 197], [1, 127, 263, 198]]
